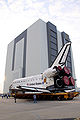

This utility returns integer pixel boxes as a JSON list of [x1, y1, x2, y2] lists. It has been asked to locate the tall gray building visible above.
[[3, 19, 76, 93]]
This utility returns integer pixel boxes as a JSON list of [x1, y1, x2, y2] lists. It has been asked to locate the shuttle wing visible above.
[[17, 86, 51, 93], [51, 42, 71, 68]]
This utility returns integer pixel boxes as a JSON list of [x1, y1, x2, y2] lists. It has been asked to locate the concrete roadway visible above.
[[0, 96, 80, 120]]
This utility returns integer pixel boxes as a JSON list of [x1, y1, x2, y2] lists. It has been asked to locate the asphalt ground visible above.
[[0, 96, 80, 120]]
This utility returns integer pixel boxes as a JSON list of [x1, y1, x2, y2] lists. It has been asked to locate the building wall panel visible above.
[[4, 40, 14, 93], [26, 19, 48, 76]]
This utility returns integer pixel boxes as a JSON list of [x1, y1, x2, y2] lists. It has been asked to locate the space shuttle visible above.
[[9, 42, 75, 94]]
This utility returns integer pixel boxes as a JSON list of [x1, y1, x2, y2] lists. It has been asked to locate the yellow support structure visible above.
[[11, 91, 79, 100]]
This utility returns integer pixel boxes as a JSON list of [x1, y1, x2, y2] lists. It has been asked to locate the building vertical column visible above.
[[47, 22, 58, 67]]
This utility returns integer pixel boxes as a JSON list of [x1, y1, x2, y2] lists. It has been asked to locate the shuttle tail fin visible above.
[[51, 42, 71, 68]]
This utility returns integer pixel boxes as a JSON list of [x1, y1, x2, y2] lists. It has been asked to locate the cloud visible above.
[[49, 1, 65, 16], [48, 0, 80, 18]]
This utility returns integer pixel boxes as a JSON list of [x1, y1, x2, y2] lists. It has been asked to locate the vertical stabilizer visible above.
[[51, 42, 71, 68]]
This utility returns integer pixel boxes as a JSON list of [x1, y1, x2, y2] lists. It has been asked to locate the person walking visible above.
[[33, 94, 37, 103], [1, 94, 3, 99], [14, 94, 16, 103], [7, 94, 8, 99]]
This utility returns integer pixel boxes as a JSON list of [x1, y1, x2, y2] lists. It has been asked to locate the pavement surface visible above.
[[0, 96, 80, 120]]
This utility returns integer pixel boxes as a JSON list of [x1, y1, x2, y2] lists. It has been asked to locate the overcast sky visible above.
[[0, 0, 80, 93]]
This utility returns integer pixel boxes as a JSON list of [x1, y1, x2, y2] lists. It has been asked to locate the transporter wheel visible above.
[[67, 97, 74, 100], [57, 96, 63, 101]]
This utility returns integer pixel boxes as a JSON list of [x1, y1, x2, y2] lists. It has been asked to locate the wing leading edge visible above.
[[17, 86, 51, 93]]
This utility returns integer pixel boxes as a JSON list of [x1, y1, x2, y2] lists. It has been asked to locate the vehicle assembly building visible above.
[[3, 19, 76, 93]]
